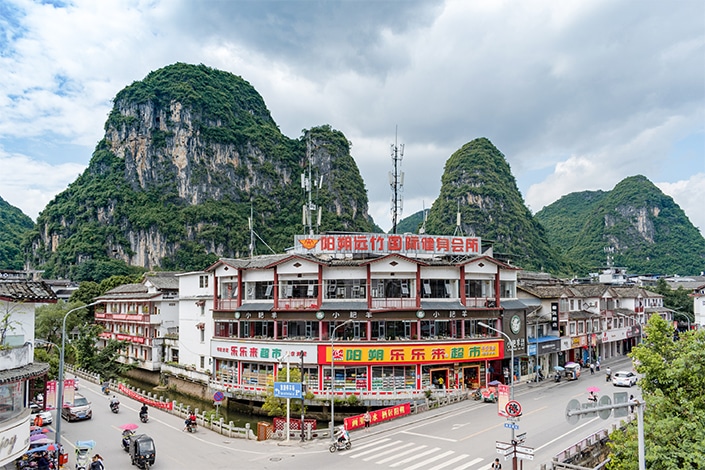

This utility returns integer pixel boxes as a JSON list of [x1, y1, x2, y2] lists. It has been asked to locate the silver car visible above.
[[61, 393, 92, 421]]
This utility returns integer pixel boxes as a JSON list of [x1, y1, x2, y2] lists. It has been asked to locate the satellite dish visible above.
[[597, 395, 612, 420], [565, 399, 580, 425]]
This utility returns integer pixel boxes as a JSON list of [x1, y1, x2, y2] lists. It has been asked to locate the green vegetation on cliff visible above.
[[423, 138, 572, 274], [535, 175, 705, 275], [0, 196, 34, 270]]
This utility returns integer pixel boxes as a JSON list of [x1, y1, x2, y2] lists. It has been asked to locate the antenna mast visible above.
[[389, 126, 404, 234], [301, 136, 319, 235]]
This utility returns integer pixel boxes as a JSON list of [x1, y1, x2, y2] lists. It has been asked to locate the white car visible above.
[[30, 403, 53, 425], [612, 371, 638, 387]]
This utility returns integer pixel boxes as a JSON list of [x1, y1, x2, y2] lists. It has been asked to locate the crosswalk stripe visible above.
[[426, 453, 472, 470], [403, 450, 455, 470], [389, 447, 441, 467], [375, 444, 428, 464], [362, 442, 416, 461], [349, 440, 404, 458], [347, 437, 391, 452], [453, 457, 484, 470]]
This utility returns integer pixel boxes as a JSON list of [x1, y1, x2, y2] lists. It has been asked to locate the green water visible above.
[[122, 376, 264, 428]]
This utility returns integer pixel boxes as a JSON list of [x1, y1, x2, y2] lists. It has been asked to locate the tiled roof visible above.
[[0, 281, 58, 302], [144, 272, 179, 290]]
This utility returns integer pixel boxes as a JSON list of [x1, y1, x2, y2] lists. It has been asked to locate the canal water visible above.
[[122, 376, 265, 428]]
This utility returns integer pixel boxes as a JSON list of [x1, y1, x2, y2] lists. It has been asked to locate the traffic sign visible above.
[[505, 400, 522, 417], [597, 395, 612, 419], [273, 382, 302, 399], [515, 445, 534, 455], [565, 398, 581, 425], [504, 422, 519, 430], [213, 391, 224, 402]]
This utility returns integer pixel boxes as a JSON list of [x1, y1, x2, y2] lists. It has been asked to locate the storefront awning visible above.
[[319, 301, 368, 311], [419, 300, 466, 311], [528, 335, 560, 345], [236, 303, 273, 311]]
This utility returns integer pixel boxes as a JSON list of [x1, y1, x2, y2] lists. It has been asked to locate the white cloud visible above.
[[0, 149, 85, 221]]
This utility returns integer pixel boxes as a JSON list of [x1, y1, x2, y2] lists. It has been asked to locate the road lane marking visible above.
[[535, 417, 599, 452], [427, 453, 472, 470], [375, 444, 428, 464], [453, 457, 484, 470], [348, 439, 401, 458], [458, 405, 547, 441], [401, 430, 458, 442], [404, 450, 455, 470], [361, 441, 416, 461], [389, 447, 441, 467], [347, 437, 391, 452]]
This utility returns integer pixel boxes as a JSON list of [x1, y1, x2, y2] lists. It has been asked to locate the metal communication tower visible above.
[[389, 127, 404, 234], [301, 137, 322, 235]]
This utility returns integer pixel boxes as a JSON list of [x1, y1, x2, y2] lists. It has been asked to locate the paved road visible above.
[[9, 357, 637, 470]]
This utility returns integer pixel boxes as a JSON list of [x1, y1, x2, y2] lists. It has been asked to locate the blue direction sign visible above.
[[274, 382, 302, 399], [504, 422, 519, 430]]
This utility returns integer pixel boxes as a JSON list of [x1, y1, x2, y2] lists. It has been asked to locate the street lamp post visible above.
[[478, 321, 516, 470], [330, 319, 352, 441], [277, 352, 292, 442], [56, 302, 100, 452]]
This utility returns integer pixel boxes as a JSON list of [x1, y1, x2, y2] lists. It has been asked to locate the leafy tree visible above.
[[71, 322, 132, 380], [261, 367, 305, 417], [69, 282, 102, 305], [607, 315, 705, 469], [653, 279, 694, 321]]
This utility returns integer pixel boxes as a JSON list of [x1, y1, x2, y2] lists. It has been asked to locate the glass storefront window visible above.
[[323, 366, 367, 391], [215, 360, 238, 383], [241, 362, 274, 386], [0, 382, 24, 421], [371, 366, 415, 390]]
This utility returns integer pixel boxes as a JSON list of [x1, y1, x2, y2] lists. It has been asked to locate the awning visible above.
[[0, 361, 50, 384], [528, 336, 560, 345], [236, 303, 273, 311], [319, 301, 368, 311], [420, 300, 467, 311]]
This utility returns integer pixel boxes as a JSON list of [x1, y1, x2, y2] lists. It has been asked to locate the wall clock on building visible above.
[[510, 314, 522, 334]]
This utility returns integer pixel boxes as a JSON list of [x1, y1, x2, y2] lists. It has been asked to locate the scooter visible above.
[[139, 411, 149, 423], [110, 401, 120, 413], [184, 419, 197, 433], [554, 373, 562, 383], [329, 437, 352, 453], [122, 430, 134, 452]]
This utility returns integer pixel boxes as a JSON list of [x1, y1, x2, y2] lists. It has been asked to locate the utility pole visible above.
[[300, 349, 306, 442]]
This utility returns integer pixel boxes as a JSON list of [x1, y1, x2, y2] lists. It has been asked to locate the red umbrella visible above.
[[119, 423, 139, 431]]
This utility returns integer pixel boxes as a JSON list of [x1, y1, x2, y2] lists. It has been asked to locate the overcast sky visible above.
[[1, 0, 703, 238]]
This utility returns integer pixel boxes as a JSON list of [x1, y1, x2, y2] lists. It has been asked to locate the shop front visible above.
[[319, 340, 503, 392]]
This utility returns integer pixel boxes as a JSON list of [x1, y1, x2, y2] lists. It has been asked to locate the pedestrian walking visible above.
[[363, 411, 371, 432], [605, 367, 612, 382], [589, 363, 595, 375], [596, 360, 601, 371], [491, 457, 502, 469]]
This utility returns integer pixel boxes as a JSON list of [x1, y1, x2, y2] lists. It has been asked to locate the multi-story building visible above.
[[205, 232, 532, 401], [94, 272, 179, 373], [0, 279, 56, 467]]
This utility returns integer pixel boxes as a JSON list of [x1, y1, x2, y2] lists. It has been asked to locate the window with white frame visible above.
[[199, 275, 209, 288], [569, 322, 576, 335]]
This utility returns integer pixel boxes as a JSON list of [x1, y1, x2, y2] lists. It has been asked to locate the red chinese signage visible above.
[[118, 383, 173, 410], [344, 403, 411, 430], [293, 233, 481, 256]]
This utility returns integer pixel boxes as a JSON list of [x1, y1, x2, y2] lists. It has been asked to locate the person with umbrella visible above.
[[587, 386, 600, 402]]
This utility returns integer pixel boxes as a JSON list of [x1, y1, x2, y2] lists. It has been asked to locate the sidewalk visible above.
[[274, 355, 634, 450]]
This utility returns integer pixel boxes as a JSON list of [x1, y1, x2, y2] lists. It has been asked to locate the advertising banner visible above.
[[320, 341, 502, 365], [344, 403, 411, 430], [118, 383, 174, 410], [45, 380, 56, 410]]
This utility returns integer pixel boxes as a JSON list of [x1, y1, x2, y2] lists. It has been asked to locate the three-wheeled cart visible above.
[[74, 440, 95, 470], [128, 434, 156, 469]]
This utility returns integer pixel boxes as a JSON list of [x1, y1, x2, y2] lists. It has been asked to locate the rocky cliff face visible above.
[[423, 138, 569, 274], [27, 63, 374, 279], [535, 175, 705, 275]]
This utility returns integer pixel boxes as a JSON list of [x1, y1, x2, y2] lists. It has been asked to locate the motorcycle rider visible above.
[[109, 395, 119, 411], [121, 429, 134, 451], [139, 404, 149, 421], [184, 411, 197, 431], [334, 425, 350, 446]]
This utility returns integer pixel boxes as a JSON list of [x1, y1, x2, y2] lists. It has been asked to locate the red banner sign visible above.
[[118, 383, 173, 410], [344, 403, 411, 430]]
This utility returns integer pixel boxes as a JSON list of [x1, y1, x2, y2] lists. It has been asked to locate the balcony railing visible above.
[[95, 312, 153, 323]]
